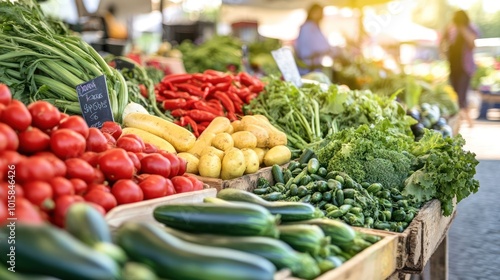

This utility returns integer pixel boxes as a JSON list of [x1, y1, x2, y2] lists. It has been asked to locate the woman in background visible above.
[[441, 10, 478, 128]]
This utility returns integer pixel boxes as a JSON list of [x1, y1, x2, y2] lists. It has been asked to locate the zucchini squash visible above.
[[277, 224, 330, 256], [288, 218, 357, 247]]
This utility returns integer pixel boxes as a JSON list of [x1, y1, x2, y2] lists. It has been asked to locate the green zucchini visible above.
[[306, 158, 320, 174], [153, 203, 280, 237], [0, 224, 120, 280], [0, 264, 61, 280], [271, 164, 284, 184], [163, 227, 321, 279], [277, 224, 329, 256], [216, 188, 324, 222], [290, 218, 357, 247], [65, 202, 112, 247], [122, 262, 158, 280], [298, 148, 315, 164], [116, 222, 276, 280]]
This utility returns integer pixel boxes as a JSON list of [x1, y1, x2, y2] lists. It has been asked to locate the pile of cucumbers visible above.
[[253, 150, 422, 232]]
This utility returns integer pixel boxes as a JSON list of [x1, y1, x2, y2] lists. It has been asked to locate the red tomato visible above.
[[138, 174, 167, 199], [65, 158, 95, 183], [185, 175, 204, 191], [16, 157, 55, 183], [50, 129, 86, 159], [140, 154, 171, 178], [177, 156, 187, 175], [135, 173, 150, 183], [58, 116, 89, 138], [69, 178, 88, 195], [111, 179, 144, 204], [59, 113, 69, 121], [23, 180, 54, 210], [27, 101, 61, 131], [143, 143, 158, 154], [0, 202, 7, 225], [116, 137, 143, 153], [0, 84, 12, 106], [121, 134, 145, 150], [18, 127, 50, 154], [0, 100, 32, 131], [53, 195, 84, 227], [80, 151, 99, 167], [0, 182, 21, 203], [98, 148, 135, 181], [135, 152, 148, 161], [165, 178, 176, 196], [100, 121, 122, 140], [92, 168, 105, 184], [85, 202, 106, 216], [0, 151, 24, 166], [87, 183, 111, 193], [34, 152, 67, 177], [84, 190, 117, 212], [86, 127, 108, 153], [103, 132, 116, 147], [0, 123, 19, 150], [49, 177, 75, 198], [162, 153, 180, 178], [127, 152, 141, 172], [12, 198, 44, 225], [0, 182, 8, 202], [0, 132, 6, 152], [171, 176, 194, 193]]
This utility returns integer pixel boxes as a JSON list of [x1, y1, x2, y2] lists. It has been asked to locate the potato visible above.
[[231, 131, 257, 149], [198, 154, 222, 178], [221, 148, 246, 180], [252, 147, 267, 166], [231, 120, 243, 132], [263, 145, 291, 167], [241, 115, 287, 148], [242, 123, 269, 148], [241, 148, 260, 174], [225, 123, 234, 134], [212, 133, 234, 151], [177, 152, 200, 174], [200, 146, 225, 160]]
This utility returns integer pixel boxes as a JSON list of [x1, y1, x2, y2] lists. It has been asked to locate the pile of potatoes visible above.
[[177, 115, 292, 180]]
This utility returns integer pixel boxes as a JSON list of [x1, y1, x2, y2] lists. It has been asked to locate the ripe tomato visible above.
[[98, 148, 135, 181], [103, 132, 116, 148], [121, 134, 145, 150], [49, 177, 75, 198], [116, 137, 143, 153], [134, 152, 148, 161], [34, 152, 67, 177], [135, 173, 150, 183], [171, 176, 194, 193], [23, 180, 54, 210], [53, 195, 85, 227], [50, 129, 86, 159], [165, 178, 176, 196], [13, 198, 44, 225], [100, 121, 122, 140], [138, 174, 167, 200], [27, 101, 61, 131], [84, 190, 117, 212], [0, 133, 7, 152], [143, 143, 158, 154], [16, 156, 55, 183], [65, 158, 95, 183], [0, 100, 32, 131], [127, 152, 141, 173], [185, 175, 204, 191], [58, 116, 89, 138], [162, 153, 180, 178], [18, 127, 50, 154], [69, 178, 88, 196], [87, 183, 111, 193], [177, 156, 187, 175], [111, 179, 144, 204], [0, 123, 19, 150], [0, 151, 24, 166], [140, 154, 171, 178], [86, 127, 108, 153], [80, 151, 99, 167], [59, 113, 69, 122], [92, 168, 105, 184], [0, 84, 12, 106], [0, 201, 7, 225], [85, 202, 106, 216]]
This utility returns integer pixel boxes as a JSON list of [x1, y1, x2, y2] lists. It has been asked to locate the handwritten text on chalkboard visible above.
[[76, 75, 114, 128]]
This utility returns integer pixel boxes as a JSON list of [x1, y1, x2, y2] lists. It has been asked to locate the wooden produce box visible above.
[[105, 188, 217, 230]]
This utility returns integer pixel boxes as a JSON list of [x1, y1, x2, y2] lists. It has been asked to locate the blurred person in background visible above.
[[294, 3, 332, 75], [440, 10, 479, 128]]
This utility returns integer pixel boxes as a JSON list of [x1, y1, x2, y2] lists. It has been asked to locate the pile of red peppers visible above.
[[154, 70, 265, 136]]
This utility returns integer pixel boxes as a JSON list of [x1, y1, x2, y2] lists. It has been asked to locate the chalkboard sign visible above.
[[271, 48, 303, 87], [113, 58, 136, 70], [76, 75, 114, 128]]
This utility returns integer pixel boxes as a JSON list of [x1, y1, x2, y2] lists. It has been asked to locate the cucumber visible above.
[[342, 188, 356, 199], [116, 222, 276, 280], [322, 190, 332, 202], [253, 187, 269, 195], [311, 192, 323, 203], [316, 181, 329, 192], [327, 179, 342, 190], [336, 189, 345, 205], [326, 209, 344, 218], [310, 174, 325, 182], [122, 262, 158, 280], [318, 167, 328, 177], [262, 191, 283, 201], [297, 186, 309, 197], [339, 204, 352, 214], [283, 169, 293, 184], [289, 184, 299, 196], [299, 194, 311, 203], [288, 218, 357, 247], [153, 203, 280, 238], [277, 224, 329, 256], [0, 224, 120, 280], [306, 158, 320, 174], [271, 164, 284, 184], [298, 148, 315, 164], [163, 227, 321, 279], [335, 175, 345, 185], [367, 183, 382, 193], [216, 188, 324, 222], [65, 202, 112, 247], [287, 161, 300, 172]]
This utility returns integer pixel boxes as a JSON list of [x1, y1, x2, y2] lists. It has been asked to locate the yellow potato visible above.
[[177, 152, 200, 174], [231, 131, 257, 149], [198, 154, 222, 178], [211, 133, 234, 151], [252, 147, 267, 166], [231, 120, 243, 132], [241, 148, 260, 174], [263, 145, 291, 167], [200, 146, 225, 160], [242, 123, 269, 148], [221, 148, 246, 180]]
